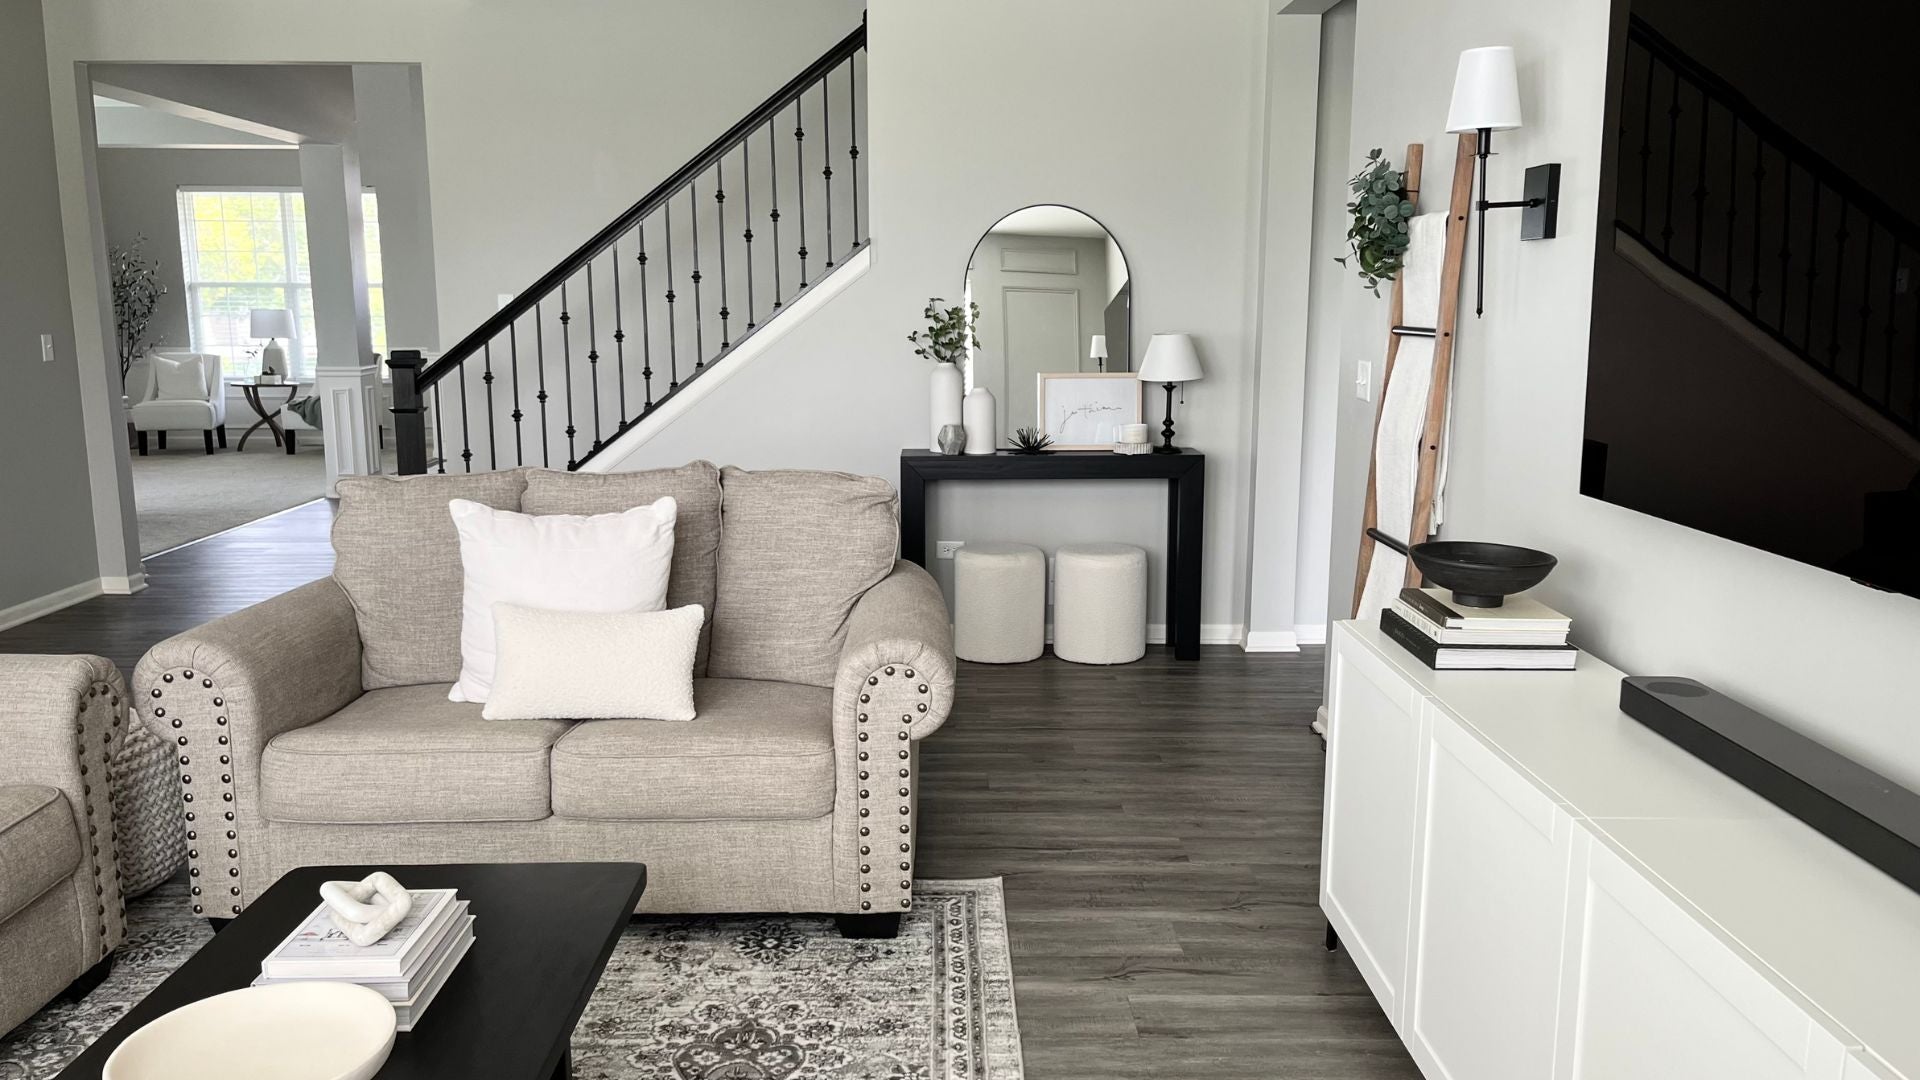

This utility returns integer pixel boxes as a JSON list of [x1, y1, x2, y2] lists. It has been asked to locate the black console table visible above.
[[899, 449, 1205, 660]]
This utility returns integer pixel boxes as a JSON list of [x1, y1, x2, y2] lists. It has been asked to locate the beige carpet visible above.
[[129, 436, 395, 555]]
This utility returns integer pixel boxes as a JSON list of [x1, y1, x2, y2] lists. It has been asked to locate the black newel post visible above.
[[389, 349, 429, 475]]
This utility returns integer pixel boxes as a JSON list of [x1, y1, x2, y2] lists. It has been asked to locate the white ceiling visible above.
[[987, 205, 1113, 239]]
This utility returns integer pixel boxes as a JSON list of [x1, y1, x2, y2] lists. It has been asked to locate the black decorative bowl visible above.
[[1409, 541, 1557, 608]]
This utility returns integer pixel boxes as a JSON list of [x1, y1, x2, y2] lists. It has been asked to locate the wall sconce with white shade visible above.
[[1138, 333, 1203, 454], [1445, 45, 1561, 317], [1089, 333, 1109, 372]]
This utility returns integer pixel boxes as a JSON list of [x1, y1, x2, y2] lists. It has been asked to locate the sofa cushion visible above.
[[261, 684, 568, 824], [332, 471, 527, 688], [708, 467, 899, 687], [128, 399, 217, 430], [0, 785, 79, 924], [520, 462, 723, 672], [550, 678, 834, 821]]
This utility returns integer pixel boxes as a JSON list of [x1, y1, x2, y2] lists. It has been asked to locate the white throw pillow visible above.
[[448, 496, 677, 703], [483, 603, 705, 721], [152, 354, 207, 401]]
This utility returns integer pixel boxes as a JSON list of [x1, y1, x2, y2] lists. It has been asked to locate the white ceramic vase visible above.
[[963, 386, 997, 455], [929, 362, 963, 450]]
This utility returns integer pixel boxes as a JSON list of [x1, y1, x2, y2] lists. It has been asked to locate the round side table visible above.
[[234, 380, 301, 453]]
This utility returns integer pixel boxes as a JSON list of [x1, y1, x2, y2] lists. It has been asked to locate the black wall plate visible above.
[[1521, 163, 1561, 240]]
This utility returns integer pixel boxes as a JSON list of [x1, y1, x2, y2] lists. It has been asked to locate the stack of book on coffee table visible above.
[[255, 888, 474, 1031], [1381, 587, 1577, 671]]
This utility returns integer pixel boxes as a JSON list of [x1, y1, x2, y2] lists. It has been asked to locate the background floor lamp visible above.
[[1445, 45, 1560, 317], [1139, 333, 1202, 453]]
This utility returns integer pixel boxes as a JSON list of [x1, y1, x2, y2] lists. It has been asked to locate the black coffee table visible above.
[[56, 862, 647, 1080]]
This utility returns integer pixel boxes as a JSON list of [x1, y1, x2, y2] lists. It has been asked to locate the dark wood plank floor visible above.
[[0, 502, 1416, 1078]]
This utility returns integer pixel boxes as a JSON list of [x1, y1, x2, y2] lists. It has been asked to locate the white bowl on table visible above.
[[104, 982, 397, 1080]]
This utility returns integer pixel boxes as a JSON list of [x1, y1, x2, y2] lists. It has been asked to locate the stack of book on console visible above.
[[1382, 587, 1577, 671], [255, 888, 473, 1031]]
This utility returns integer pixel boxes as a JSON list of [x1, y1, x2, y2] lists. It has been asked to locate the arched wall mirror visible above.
[[964, 205, 1130, 444]]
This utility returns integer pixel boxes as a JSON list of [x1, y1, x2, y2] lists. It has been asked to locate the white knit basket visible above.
[[110, 714, 187, 896]]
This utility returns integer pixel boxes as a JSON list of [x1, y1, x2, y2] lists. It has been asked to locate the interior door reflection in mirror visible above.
[[964, 205, 1129, 443]]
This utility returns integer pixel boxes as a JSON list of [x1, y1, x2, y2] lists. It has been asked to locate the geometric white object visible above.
[[953, 542, 1044, 663], [103, 982, 396, 1079], [1051, 543, 1147, 665], [319, 871, 414, 947]]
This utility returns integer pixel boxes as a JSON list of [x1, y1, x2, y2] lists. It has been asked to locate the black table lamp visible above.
[[1138, 333, 1203, 453]]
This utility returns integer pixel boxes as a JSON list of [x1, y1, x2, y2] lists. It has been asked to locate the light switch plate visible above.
[[1355, 360, 1372, 401], [935, 540, 963, 560], [40, 334, 55, 363]]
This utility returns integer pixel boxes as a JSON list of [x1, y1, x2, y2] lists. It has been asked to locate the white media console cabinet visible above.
[[1321, 619, 1919, 1080]]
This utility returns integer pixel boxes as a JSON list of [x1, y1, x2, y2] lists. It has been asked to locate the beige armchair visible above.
[[0, 655, 129, 1036], [128, 350, 227, 455]]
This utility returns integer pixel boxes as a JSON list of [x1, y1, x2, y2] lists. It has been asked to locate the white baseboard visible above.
[[0, 578, 106, 632], [1294, 623, 1327, 646], [100, 572, 148, 595], [1143, 623, 1245, 646], [1242, 630, 1302, 653]]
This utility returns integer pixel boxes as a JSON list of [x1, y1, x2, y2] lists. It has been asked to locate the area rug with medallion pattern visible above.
[[0, 878, 1022, 1080]]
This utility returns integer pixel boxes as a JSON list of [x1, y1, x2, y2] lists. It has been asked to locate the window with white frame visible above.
[[175, 189, 385, 379]]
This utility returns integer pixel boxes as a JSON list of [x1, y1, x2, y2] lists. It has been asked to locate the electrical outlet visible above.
[[935, 540, 964, 560], [1355, 360, 1373, 401], [40, 334, 55, 364]]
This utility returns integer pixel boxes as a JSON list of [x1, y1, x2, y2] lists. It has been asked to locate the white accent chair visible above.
[[128, 351, 227, 455]]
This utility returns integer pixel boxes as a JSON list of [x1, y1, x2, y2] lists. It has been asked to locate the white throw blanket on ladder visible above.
[[1357, 212, 1450, 622]]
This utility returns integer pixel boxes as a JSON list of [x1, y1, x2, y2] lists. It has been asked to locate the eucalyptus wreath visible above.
[[1336, 148, 1415, 297], [907, 298, 979, 364]]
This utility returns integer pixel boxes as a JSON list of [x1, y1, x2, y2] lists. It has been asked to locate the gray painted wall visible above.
[[0, 0, 98, 613], [1335, 0, 1920, 787]]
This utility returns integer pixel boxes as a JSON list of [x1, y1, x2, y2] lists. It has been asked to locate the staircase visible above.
[[1612, 16, 1920, 443], [390, 22, 868, 475]]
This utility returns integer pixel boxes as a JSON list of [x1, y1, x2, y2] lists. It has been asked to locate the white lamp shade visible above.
[[1137, 333, 1202, 383], [1445, 46, 1523, 134], [250, 307, 295, 339], [1089, 334, 1108, 359]]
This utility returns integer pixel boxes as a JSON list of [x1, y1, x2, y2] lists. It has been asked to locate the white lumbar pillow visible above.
[[483, 603, 704, 721], [152, 354, 207, 401], [448, 496, 676, 703]]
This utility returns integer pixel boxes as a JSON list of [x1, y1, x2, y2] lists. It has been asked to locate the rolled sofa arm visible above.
[[834, 560, 957, 742], [133, 577, 364, 916], [0, 654, 129, 965]]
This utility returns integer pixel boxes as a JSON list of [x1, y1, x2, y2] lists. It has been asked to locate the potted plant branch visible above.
[[110, 235, 167, 389], [910, 298, 979, 451], [1336, 149, 1414, 298]]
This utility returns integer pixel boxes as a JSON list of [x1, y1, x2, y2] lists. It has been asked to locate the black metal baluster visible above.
[[535, 302, 551, 468], [611, 239, 628, 423], [822, 76, 834, 269], [715, 161, 731, 350], [1691, 91, 1709, 272], [1803, 182, 1821, 356], [664, 202, 679, 389], [508, 321, 524, 466], [585, 262, 603, 450], [1660, 68, 1681, 254], [560, 282, 577, 468], [795, 101, 809, 287], [1638, 49, 1655, 237], [1778, 166, 1793, 331], [1855, 218, 1874, 384], [1724, 119, 1739, 295], [481, 342, 497, 469], [768, 124, 783, 308], [1884, 238, 1900, 410], [432, 384, 445, 472], [457, 363, 472, 473], [689, 180, 705, 370], [1829, 204, 1849, 374], [848, 55, 860, 248], [742, 138, 757, 330], [1749, 145, 1765, 315], [637, 224, 654, 410]]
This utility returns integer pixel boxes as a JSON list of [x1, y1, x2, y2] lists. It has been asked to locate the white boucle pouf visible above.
[[954, 542, 1046, 663], [1052, 543, 1147, 664]]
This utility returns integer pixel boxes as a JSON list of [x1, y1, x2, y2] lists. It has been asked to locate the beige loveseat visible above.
[[0, 656, 128, 1035], [133, 463, 954, 936]]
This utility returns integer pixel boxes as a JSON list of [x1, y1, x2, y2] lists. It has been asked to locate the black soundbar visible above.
[[1620, 676, 1920, 895]]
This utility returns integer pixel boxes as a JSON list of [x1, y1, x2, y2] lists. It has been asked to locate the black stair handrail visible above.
[[415, 21, 865, 394]]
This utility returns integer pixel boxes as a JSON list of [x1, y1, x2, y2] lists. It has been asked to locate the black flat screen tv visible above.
[[1581, 0, 1920, 601]]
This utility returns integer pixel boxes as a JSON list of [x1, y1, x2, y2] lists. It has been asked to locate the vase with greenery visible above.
[[1335, 148, 1414, 298], [110, 234, 168, 389], [909, 297, 978, 450]]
